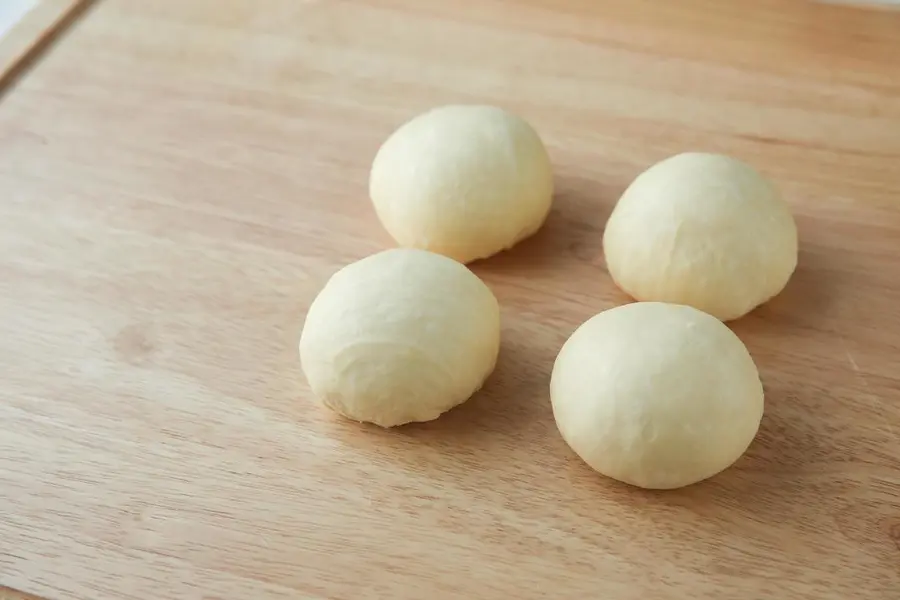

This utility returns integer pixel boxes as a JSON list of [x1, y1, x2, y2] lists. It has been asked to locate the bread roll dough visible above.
[[370, 105, 554, 263], [550, 302, 764, 489], [603, 152, 798, 321], [300, 248, 500, 427]]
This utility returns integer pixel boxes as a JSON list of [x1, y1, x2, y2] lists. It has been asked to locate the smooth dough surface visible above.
[[300, 248, 500, 427], [370, 105, 554, 264], [603, 152, 798, 321], [550, 302, 764, 489]]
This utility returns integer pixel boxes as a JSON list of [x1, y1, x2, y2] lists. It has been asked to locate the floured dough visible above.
[[370, 105, 554, 263], [300, 248, 500, 427], [550, 302, 764, 489], [603, 152, 797, 321]]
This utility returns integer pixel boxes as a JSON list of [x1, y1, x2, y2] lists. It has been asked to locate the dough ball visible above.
[[603, 152, 798, 321], [299, 248, 500, 427], [550, 302, 764, 489], [370, 105, 554, 263]]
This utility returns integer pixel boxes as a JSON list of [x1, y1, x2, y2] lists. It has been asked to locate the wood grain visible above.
[[0, 0, 90, 89], [1, 0, 899, 599]]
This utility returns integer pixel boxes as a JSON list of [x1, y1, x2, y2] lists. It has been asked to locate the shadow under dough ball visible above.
[[550, 302, 764, 490], [603, 152, 798, 321], [369, 105, 554, 264], [300, 248, 501, 427]]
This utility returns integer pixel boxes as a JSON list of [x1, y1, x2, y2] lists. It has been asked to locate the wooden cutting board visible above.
[[1, 1, 898, 599], [0, 0, 89, 88]]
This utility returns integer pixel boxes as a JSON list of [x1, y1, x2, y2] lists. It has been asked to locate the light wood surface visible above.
[[0, 0, 89, 88], [1, 1, 899, 599]]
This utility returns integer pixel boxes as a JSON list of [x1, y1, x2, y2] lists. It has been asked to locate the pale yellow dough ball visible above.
[[370, 105, 554, 264], [603, 153, 798, 321], [300, 248, 500, 427], [551, 302, 764, 490]]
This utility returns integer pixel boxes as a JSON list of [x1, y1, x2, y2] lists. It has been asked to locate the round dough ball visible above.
[[603, 152, 798, 321], [299, 248, 500, 427], [550, 302, 763, 490], [370, 105, 554, 264]]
